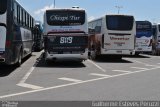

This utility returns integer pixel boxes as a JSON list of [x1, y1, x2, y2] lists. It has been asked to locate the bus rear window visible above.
[[136, 22, 152, 31], [0, 0, 7, 14], [106, 15, 134, 31], [46, 10, 85, 26]]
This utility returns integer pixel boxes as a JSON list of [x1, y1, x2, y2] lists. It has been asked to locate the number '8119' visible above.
[[60, 37, 73, 44]]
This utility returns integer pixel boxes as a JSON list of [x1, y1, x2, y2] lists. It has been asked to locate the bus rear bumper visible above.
[[101, 49, 135, 55], [45, 51, 88, 61]]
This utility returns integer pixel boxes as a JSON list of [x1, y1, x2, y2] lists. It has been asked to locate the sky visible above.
[[17, 0, 160, 23]]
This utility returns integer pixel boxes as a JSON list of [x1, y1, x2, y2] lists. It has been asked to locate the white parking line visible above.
[[90, 73, 111, 77], [16, 53, 43, 90], [112, 70, 131, 73], [0, 66, 160, 99], [131, 67, 149, 70], [18, 53, 43, 84], [145, 65, 159, 67], [142, 54, 160, 58], [19, 67, 35, 84], [125, 58, 158, 67], [124, 58, 148, 65], [17, 83, 43, 90], [59, 77, 83, 83], [87, 60, 106, 72]]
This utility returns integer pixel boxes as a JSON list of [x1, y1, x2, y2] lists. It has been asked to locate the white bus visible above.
[[88, 14, 136, 59], [43, 8, 88, 63], [135, 21, 152, 55], [152, 23, 160, 55], [0, 0, 34, 66]]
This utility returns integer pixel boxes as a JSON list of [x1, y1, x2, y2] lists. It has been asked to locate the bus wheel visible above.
[[16, 50, 22, 67]]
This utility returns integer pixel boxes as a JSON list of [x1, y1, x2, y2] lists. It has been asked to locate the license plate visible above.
[[60, 37, 73, 44]]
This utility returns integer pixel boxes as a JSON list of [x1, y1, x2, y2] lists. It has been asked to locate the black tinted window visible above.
[[106, 15, 134, 31], [0, 0, 7, 14], [136, 21, 152, 31], [46, 10, 85, 26]]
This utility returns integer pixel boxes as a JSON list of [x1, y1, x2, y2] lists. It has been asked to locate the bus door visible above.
[[0, 26, 6, 59]]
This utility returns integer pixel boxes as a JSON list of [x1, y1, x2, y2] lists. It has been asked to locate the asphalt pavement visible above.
[[0, 52, 160, 102]]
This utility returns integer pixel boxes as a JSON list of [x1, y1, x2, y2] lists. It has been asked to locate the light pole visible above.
[[115, 6, 123, 14], [54, 0, 56, 8]]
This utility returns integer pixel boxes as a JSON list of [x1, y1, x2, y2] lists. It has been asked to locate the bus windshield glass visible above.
[[0, 0, 7, 14], [136, 22, 152, 32], [46, 10, 85, 26], [106, 15, 134, 31]]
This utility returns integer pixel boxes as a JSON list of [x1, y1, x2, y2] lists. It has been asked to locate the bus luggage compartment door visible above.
[[0, 26, 6, 60]]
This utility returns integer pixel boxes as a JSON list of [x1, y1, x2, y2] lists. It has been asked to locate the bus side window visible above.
[[95, 26, 101, 34], [14, 2, 17, 23], [88, 28, 95, 34]]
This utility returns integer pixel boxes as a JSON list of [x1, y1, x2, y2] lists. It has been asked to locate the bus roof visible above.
[[15, 0, 34, 19], [152, 23, 160, 25], [44, 8, 85, 13], [136, 20, 151, 22], [89, 14, 134, 23], [136, 21, 152, 24]]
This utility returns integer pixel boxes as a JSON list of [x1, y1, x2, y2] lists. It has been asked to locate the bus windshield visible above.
[[136, 22, 152, 32], [46, 10, 85, 26], [0, 0, 7, 14], [106, 15, 134, 31]]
